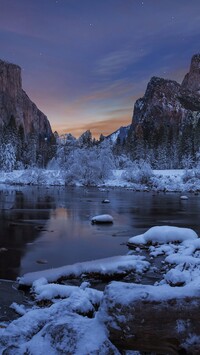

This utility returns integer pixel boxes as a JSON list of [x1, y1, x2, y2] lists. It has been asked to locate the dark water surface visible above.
[[0, 185, 199, 280]]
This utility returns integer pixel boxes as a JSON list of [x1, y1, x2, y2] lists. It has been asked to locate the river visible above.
[[0, 185, 199, 280]]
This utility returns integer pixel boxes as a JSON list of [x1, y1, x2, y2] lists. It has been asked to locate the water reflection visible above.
[[0, 186, 200, 280]]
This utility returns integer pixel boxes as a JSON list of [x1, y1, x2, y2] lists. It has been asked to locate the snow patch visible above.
[[91, 214, 113, 224], [128, 226, 198, 246], [19, 255, 150, 286]]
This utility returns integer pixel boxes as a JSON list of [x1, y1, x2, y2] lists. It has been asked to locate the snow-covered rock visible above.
[[128, 226, 198, 246], [0, 301, 119, 354], [32, 278, 103, 306], [102, 199, 110, 204], [99, 281, 200, 353], [180, 195, 188, 200], [91, 214, 113, 224], [19, 255, 149, 286]]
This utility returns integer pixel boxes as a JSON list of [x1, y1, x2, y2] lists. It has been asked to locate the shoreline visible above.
[[0, 168, 199, 192], [0, 279, 30, 323]]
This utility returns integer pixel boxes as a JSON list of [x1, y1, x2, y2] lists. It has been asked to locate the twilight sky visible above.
[[0, 0, 200, 137]]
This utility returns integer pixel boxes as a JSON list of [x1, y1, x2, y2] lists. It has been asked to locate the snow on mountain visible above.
[[106, 125, 131, 144], [57, 133, 77, 145]]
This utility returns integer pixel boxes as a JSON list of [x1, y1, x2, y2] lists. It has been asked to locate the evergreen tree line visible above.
[[0, 115, 56, 171], [0, 115, 200, 173], [115, 117, 200, 169]]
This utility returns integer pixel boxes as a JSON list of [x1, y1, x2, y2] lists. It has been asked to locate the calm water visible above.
[[0, 185, 200, 280]]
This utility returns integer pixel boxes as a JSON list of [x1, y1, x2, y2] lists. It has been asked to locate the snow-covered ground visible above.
[[107, 169, 187, 190], [1, 225, 200, 353], [0, 168, 199, 191], [0, 169, 66, 186]]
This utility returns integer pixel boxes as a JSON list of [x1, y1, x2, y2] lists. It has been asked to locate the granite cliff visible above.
[[0, 59, 52, 137], [179, 53, 200, 111], [125, 54, 200, 167]]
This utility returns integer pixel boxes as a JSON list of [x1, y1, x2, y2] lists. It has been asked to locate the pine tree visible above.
[[16, 124, 25, 164], [78, 130, 93, 147], [0, 143, 16, 172]]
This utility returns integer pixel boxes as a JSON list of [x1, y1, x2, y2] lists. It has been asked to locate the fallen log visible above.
[[99, 281, 200, 354]]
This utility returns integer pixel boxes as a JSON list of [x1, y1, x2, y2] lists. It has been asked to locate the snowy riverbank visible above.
[[1, 225, 200, 353], [0, 168, 199, 192]]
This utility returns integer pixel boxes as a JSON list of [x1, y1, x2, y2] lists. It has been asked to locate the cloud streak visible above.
[[96, 48, 148, 78]]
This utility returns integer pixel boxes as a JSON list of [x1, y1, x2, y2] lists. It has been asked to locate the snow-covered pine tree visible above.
[[0, 143, 16, 172]]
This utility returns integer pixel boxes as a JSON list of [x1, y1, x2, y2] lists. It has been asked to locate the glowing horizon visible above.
[[52, 115, 132, 139]]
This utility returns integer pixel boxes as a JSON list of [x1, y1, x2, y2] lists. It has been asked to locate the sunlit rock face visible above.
[[0, 59, 52, 137]]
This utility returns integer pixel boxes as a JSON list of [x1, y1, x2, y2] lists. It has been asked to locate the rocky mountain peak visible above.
[[0, 59, 52, 137], [181, 54, 200, 93], [144, 76, 180, 103], [0, 60, 22, 98], [190, 53, 200, 71], [191, 53, 200, 69], [126, 54, 200, 167], [132, 75, 182, 129], [179, 53, 200, 110], [132, 54, 200, 130]]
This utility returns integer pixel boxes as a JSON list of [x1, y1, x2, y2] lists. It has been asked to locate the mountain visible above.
[[0, 59, 52, 137], [123, 54, 200, 168], [0, 59, 55, 169], [106, 125, 131, 144], [179, 54, 200, 111], [57, 133, 77, 145]]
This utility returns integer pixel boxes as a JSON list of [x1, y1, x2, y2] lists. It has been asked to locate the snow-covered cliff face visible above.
[[106, 125, 131, 144], [0, 59, 52, 137]]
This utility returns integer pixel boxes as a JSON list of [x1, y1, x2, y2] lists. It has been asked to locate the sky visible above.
[[0, 0, 200, 138]]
